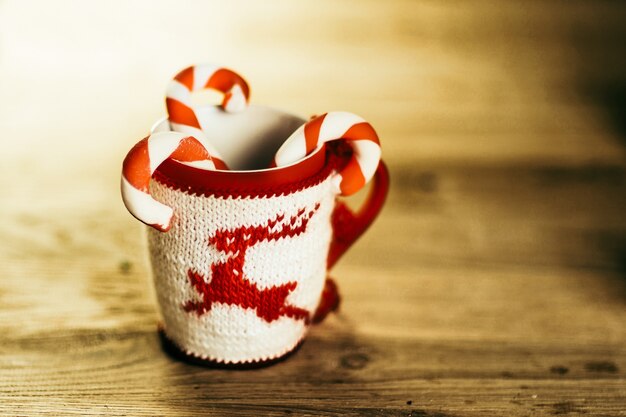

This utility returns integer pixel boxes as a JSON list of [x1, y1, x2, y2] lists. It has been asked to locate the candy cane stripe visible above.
[[166, 65, 250, 119], [342, 122, 381, 146], [147, 135, 211, 174], [165, 64, 251, 170], [222, 84, 247, 112], [350, 139, 382, 181], [304, 113, 326, 154], [121, 176, 174, 231], [148, 135, 188, 174], [318, 111, 366, 143], [173, 66, 195, 89], [123, 138, 152, 191], [166, 80, 192, 104], [274, 111, 381, 196], [337, 157, 366, 195], [167, 122, 228, 169], [166, 97, 202, 129], [207, 68, 250, 99], [121, 131, 217, 232], [170, 137, 211, 161], [181, 159, 218, 170], [192, 64, 220, 90]]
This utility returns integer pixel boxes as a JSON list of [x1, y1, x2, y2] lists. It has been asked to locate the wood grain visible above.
[[1, 0, 625, 415]]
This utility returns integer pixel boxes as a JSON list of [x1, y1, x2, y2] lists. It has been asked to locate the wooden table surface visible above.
[[1, 1, 625, 415]]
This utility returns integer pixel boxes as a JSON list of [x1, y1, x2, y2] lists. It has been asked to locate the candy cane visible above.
[[273, 112, 381, 196], [121, 131, 218, 232], [165, 64, 251, 170]]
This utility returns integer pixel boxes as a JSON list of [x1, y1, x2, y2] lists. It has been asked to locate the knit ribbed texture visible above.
[[147, 173, 335, 364]]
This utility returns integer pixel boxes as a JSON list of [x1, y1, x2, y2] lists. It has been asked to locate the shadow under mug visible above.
[[147, 106, 389, 366]]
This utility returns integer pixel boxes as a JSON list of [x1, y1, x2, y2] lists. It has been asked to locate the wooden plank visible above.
[[1, 221, 625, 415], [1, 326, 625, 416]]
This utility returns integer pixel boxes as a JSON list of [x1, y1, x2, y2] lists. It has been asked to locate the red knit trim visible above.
[[151, 143, 350, 198], [152, 161, 333, 198]]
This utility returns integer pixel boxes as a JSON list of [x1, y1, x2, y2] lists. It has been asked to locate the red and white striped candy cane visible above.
[[165, 64, 251, 170], [273, 112, 381, 196], [121, 131, 218, 232]]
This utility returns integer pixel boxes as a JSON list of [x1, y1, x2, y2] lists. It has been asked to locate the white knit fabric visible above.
[[147, 175, 335, 364]]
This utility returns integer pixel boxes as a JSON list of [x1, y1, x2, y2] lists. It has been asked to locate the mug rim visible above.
[[154, 143, 330, 197], [150, 104, 316, 173], [151, 107, 337, 197]]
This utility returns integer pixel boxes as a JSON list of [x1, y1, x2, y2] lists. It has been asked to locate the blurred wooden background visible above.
[[0, 1, 625, 415]]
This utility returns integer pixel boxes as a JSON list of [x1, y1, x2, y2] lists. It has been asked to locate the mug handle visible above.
[[313, 160, 390, 322], [328, 160, 390, 268]]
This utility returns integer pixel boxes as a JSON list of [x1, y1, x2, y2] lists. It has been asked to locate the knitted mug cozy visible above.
[[119, 97, 389, 366], [147, 141, 388, 366], [119, 63, 388, 366]]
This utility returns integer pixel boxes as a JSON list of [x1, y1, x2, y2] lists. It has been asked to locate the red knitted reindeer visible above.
[[183, 203, 321, 323]]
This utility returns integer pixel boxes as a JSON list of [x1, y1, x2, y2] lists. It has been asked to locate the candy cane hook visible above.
[[273, 112, 382, 196], [121, 132, 218, 232], [165, 64, 251, 169]]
